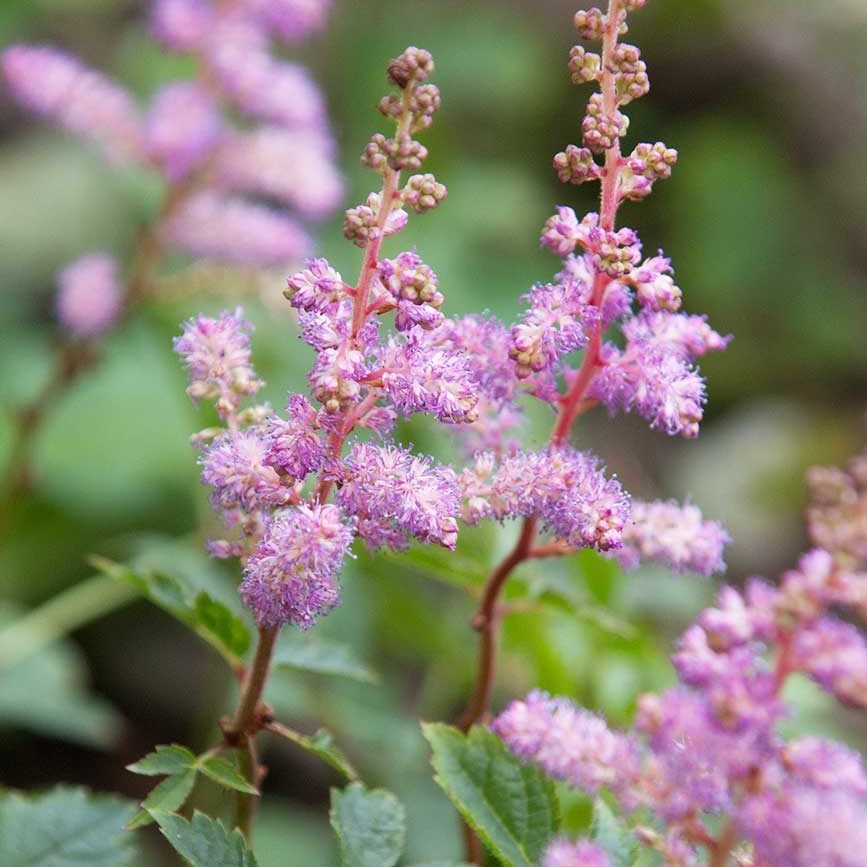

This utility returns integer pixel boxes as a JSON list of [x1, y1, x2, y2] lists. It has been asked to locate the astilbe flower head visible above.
[[378, 328, 479, 424], [378, 251, 444, 331], [737, 785, 867, 867], [495, 528, 867, 867], [284, 257, 346, 312], [615, 499, 729, 576], [240, 503, 353, 629], [460, 447, 629, 551], [263, 394, 325, 481], [174, 308, 262, 416], [337, 442, 460, 550], [791, 616, 867, 709], [200, 427, 290, 515], [55, 253, 123, 339], [492, 691, 638, 796], [176, 47, 467, 633]]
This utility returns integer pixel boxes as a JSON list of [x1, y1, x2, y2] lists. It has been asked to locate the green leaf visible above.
[[198, 755, 258, 795], [149, 810, 258, 867], [423, 723, 559, 867], [127, 768, 197, 829], [127, 743, 197, 776], [0, 785, 136, 866], [90, 556, 251, 667], [575, 549, 620, 606], [0, 634, 123, 749], [380, 541, 489, 590], [270, 724, 359, 782], [193, 592, 251, 660], [589, 799, 636, 867], [272, 633, 378, 684], [330, 782, 406, 867]]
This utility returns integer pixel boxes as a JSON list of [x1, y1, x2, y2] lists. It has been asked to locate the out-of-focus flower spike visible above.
[[215, 127, 343, 219], [56, 253, 124, 339], [242, 0, 331, 42], [145, 82, 222, 182], [150, 0, 214, 52], [1, 44, 144, 163], [543, 839, 613, 867], [615, 499, 730, 576], [208, 14, 327, 130], [161, 192, 312, 267]]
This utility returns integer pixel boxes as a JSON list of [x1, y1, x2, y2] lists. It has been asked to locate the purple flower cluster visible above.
[[173, 307, 262, 418], [175, 49, 474, 629], [239, 504, 353, 630], [2, 0, 340, 338], [459, 448, 628, 551], [615, 499, 729, 576], [494, 538, 867, 867], [506, 2, 729, 439], [172, 5, 732, 639], [338, 443, 460, 550]]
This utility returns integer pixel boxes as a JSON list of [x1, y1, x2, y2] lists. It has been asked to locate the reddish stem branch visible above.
[[457, 517, 538, 732], [223, 625, 279, 838]]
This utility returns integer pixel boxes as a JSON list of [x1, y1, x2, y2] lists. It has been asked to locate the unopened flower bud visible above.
[[612, 43, 649, 104], [553, 144, 601, 185], [582, 93, 628, 153], [411, 83, 441, 130], [387, 47, 434, 88], [568, 45, 601, 84], [620, 141, 678, 200], [574, 7, 606, 40], [388, 133, 428, 171], [401, 173, 447, 213], [361, 132, 390, 173]]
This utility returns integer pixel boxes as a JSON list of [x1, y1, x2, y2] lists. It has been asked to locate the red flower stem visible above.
[[223, 625, 279, 839]]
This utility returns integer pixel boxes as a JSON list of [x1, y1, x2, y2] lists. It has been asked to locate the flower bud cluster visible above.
[[349, 46, 445, 244], [611, 43, 648, 105], [568, 45, 602, 84], [2, 0, 342, 338], [620, 142, 678, 201], [805, 448, 867, 570], [378, 252, 445, 331], [555, 0, 674, 206], [401, 173, 447, 214], [552, 145, 602, 185]]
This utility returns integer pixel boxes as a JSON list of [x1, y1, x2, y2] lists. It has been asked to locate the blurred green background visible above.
[[1, 0, 866, 864]]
